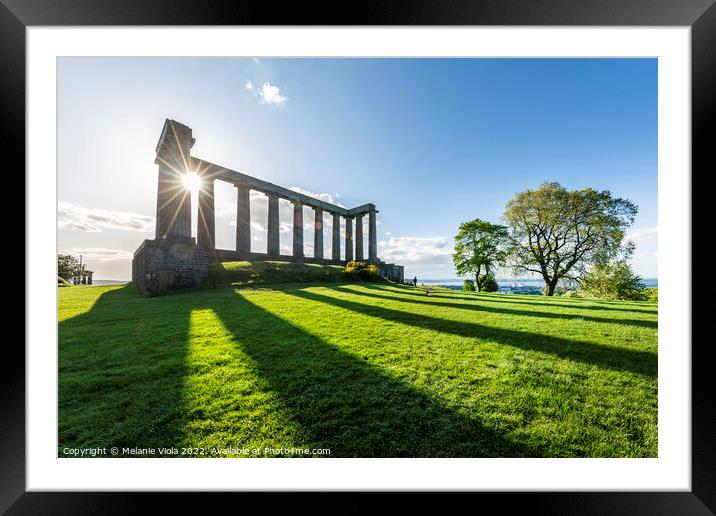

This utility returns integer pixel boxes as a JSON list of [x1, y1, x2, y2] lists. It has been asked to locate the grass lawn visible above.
[[58, 281, 657, 458]]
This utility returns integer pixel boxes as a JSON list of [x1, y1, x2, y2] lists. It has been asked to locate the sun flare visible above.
[[182, 171, 201, 193]]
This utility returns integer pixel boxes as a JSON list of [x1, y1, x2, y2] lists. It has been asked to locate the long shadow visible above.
[[58, 285, 192, 456], [334, 285, 657, 330], [287, 289, 657, 378], [209, 291, 540, 457], [370, 284, 659, 315]]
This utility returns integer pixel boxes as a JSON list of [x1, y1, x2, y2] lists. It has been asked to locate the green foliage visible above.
[[344, 261, 380, 281], [209, 261, 345, 286], [579, 260, 646, 301], [452, 218, 509, 291], [479, 274, 499, 293], [58, 253, 92, 284], [463, 279, 476, 291], [59, 283, 657, 458], [644, 287, 658, 303], [503, 182, 638, 296], [58, 254, 80, 281]]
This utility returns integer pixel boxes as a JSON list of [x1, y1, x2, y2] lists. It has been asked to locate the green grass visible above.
[[208, 260, 345, 286], [58, 281, 657, 458]]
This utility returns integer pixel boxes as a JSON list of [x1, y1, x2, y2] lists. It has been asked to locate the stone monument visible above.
[[133, 119, 404, 292]]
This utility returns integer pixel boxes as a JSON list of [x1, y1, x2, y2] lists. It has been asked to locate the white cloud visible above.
[[379, 236, 451, 265], [244, 80, 254, 91], [58, 202, 154, 233], [258, 82, 287, 105], [625, 226, 658, 243], [59, 247, 133, 263], [288, 186, 345, 208]]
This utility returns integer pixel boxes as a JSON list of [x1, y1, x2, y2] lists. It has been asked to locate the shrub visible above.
[[463, 279, 476, 291], [579, 260, 646, 301], [344, 261, 379, 281], [479, 274, 499, 293], [644, 287, 658, 303]]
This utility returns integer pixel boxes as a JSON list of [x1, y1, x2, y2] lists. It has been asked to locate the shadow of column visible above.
[[287, 287, 657, 378], [58, 285, 193, 456], [334, 284, 657, 329], [208, 290, 540, 457]]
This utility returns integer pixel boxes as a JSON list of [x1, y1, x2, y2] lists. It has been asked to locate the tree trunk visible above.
[[545, 278, 558, 296]]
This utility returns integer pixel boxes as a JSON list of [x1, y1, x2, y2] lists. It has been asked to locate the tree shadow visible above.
[[370, 284, 658, 315], [208, 290, 540, 457], [58, 285, 192, 456], [335, 285, 657, 330], [287, 288, 657, 378]]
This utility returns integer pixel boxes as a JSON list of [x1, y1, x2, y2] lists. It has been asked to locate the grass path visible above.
[[58, 283, 657, 457]]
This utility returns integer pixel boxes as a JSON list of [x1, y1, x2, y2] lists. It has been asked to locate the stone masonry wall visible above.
[[132, 236, 210, 293]]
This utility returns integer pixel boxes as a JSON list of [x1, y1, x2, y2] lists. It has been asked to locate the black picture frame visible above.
[[5, 0, 712, 512]]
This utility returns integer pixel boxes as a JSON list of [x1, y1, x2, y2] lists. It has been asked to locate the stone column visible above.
[[154, 120, 195, 240], [292, 201, 304, 258], [314, 208, 323, 260], [345, 217, 354, 261], [156, 166, 192, 239], [332, 212, 341, 261], [355, 214, 364, 261], [236, 184, 251, 255], [368, 209, 378, 262], [154, 167, 172, 238], [267, 193, 280, 257], [197, 176, 215, 249]]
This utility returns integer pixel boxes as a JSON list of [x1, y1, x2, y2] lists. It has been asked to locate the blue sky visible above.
[[58, 57, 657, 280]]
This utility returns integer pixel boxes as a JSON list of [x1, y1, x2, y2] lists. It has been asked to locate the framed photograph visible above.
[[7, 0, 712, 511]]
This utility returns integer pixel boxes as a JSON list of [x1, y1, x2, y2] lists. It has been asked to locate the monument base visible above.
[[378, 262, 405, 283], [132, 236, 210, 293]]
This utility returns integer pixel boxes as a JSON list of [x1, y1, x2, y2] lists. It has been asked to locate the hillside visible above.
[[58, 282, 657, 458], [208, 261, 346, 286]]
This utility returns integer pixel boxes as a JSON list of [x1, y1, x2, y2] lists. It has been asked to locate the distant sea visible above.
[[91, 279, 129, 286], [419, 277, 657, 295]]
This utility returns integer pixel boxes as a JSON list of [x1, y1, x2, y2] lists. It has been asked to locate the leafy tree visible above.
[[503, 182, 638, 296], [463, 279, 476, 291], [452, 219, 509, 292], [479, 274, 499, 293], [579, 244, 646, 300], [58, 254, 81, 281]]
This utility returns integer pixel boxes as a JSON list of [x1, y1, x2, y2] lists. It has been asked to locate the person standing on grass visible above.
[[413, 276, 418, 287]]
